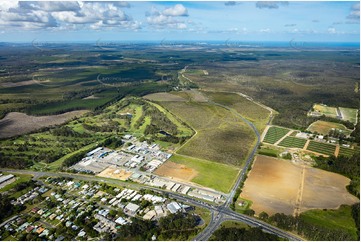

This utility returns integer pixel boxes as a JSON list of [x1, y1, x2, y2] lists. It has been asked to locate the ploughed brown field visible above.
[[0, 111, 88, 138], [240, 155, 359, 216], [154, 161, 198, 182]]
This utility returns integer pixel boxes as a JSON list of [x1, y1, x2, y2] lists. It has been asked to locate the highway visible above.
[[0, 89, 303, 241]]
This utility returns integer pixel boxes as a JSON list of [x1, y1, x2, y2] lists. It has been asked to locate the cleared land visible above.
[[240, 155, 359, 215], [158, 154, 239, 193], [154, 160, 198, 182], [278, 136, 307, 149], [307, 120, 352, 136], [312, 104, 338, 118], [0, 110, 88, 139], [205, 92, 270, 133], [262, 126, 290, 144], [300, 167, 359, 213], [97, 167, 133, 181], [159, 100, 255, 166], [143, 92, 187, 102], [306, 141, 336, 156], [339, 107, 358, 124]]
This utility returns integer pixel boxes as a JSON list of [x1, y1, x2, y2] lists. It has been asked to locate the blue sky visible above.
[[0, 1, 359, 43]]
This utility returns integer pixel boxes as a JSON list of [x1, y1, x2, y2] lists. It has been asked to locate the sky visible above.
[[0, 1, 359, 43]]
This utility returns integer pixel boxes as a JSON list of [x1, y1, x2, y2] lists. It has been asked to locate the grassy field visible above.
[[307, 120, 352, 136], [300, 205, 358, 240], [306, 141, 336, 156], [313, 104, 338, 118], [339, 107, 358, 124], [205, 91, 271, 133], [257, 144, 283, 158], [0, 173, 33, 193], [160, 100, 256, 166], [169, 154, 239, 193], [263, 126, 290, 144], [278, 136, 307, 149]]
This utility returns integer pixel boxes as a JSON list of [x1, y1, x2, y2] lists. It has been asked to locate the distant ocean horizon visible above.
[[1, 40, 359, 49]]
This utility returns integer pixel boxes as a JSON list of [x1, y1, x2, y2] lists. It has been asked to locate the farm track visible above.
[[303, 140, 310, 150], [274, 130, 294, 146], [293, 165, 306, 216]]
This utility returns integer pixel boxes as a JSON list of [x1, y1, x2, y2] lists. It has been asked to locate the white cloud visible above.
[[0, 1, 138, 30], [260, 28, 271, 33], [162, 4, 188, 17], [146, 4, 190, 30], [347, 3, 360, 20], [328, 27, 336, 34], [256, 1, 288, 9]]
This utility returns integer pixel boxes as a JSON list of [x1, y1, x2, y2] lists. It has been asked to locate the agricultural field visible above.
[[143, 92, 187, 102], [306, 141, 336, 156], [156, 154, 239, 193], [159, 100, 256, 166], [262, 126, 290, 144], [338, 147, 357, 157], [307, 120, 352, 136], [278, 136, 307, 149], [0, 110, 88, 139], [240, 155, 359, 216], [205, 91, 271, 132], [339, 107, 358, 124]]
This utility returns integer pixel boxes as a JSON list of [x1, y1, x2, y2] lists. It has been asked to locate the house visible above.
[[26, 225, 35, 233], [115, 217, 127, 225], [31, 207, 40, 213], [36, 227, 45, 234]]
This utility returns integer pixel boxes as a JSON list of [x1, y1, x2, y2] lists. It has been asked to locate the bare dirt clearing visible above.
[[154, 161, 198, 182], [241, 155, 359, 215], [143, 92, 186, 102], [0, 110, 88, 138], [97, 167, 133, 181]]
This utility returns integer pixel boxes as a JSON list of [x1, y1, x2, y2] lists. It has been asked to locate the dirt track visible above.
[[241, 155, 359, 215], [0, 111, 88, 138]]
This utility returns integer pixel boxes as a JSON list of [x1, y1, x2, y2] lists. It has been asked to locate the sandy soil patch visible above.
[[241, 155, 359, 216], [0, 110, 88, 138], [82, 95, 99, 100], [143, 92, 186, 102], [1, 80, 37, 88], [154, 161, 198, 181], [97, 167, 133, 181]]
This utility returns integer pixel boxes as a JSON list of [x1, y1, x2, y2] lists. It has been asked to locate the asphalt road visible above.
[[1, 168, 302, 241], [0, 98, 303, 241], [193, 101, 262, 241]]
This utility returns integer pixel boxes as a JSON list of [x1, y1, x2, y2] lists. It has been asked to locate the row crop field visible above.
[[306, 141, 336, 156], [278, 136, 307, 149], [338, 147, 357, 157], [263, 126, 290, 144]]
